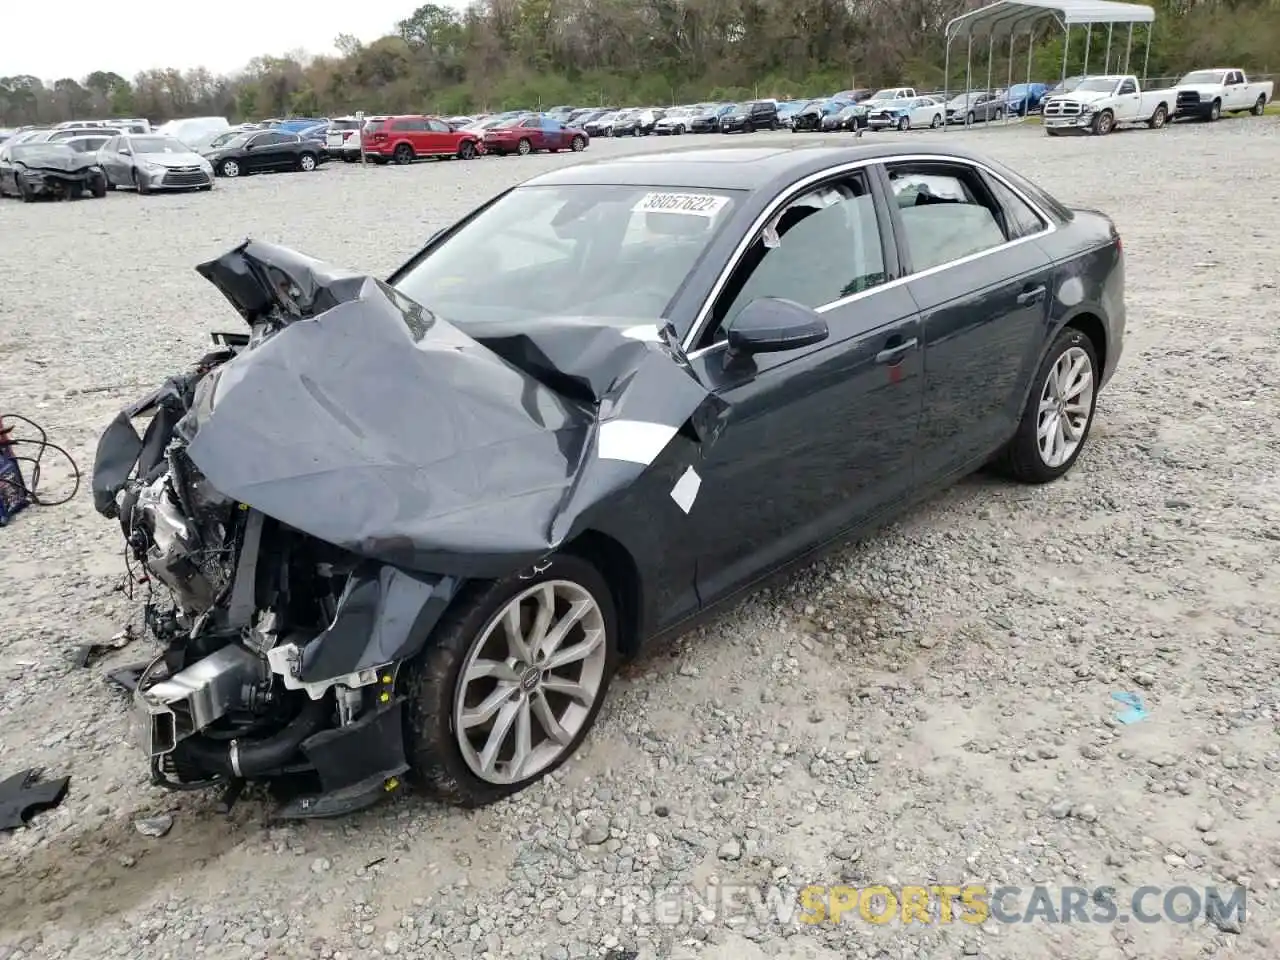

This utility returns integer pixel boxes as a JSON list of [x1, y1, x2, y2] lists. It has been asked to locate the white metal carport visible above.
[[940, 0, 1157, 130]]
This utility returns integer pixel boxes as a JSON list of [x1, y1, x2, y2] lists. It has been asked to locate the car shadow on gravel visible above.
[[0, 802, 261, 934]]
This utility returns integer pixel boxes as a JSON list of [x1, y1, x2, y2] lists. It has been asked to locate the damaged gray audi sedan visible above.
[[92, 143, 1124, 817]]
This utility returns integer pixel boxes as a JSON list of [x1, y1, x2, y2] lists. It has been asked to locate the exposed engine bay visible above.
[[90, 238, 723, 818]]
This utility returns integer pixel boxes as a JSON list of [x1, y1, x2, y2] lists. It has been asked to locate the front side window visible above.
[[705, 172, 886, 343], [885, 162, 1012, 272], [394, 184, 740, 329]]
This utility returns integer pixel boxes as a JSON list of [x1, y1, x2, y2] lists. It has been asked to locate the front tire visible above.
[[458, 140, 476, 160], [1148, 104, 1168, 129], [517, 138, 533, 155], [298, 152, 317, 172], [1092, 110, 1115, 135], [219, 159, 240, 178], [1208, 98, 1222, 121], [403, 554, 619, 808], [90, 175, 107, 198], [570, 135, 586, 152], [994, 327, 1099, 484], [393, 144, 414, 165]]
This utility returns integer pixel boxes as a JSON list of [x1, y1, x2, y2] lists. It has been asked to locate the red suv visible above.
[[362, 116, 483, 164], [483, 115, 589, 156]]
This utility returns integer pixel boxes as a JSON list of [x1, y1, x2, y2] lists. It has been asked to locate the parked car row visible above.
[[1041, 67, 1271, 136]]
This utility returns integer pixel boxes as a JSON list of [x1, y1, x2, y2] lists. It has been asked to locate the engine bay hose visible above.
[[177, 696, 329, 778]]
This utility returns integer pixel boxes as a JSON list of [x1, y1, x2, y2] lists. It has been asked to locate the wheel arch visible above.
[[564, 529, 643, 659], [1063, 310, 1108, 380]]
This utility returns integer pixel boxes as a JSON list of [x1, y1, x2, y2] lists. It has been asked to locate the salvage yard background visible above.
[[2, 121, 1279, 960]]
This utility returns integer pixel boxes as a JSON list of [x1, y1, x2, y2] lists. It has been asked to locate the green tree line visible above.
[[2, 0, 1277, 125]]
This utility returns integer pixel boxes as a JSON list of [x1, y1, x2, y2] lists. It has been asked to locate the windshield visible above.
[[393, 184, 740, 327], [870, 90, 898, 100], [331, 119, 362, 130], [67, 138, 109, 153], [1074, 78, 1118, 93], [728, 104, 749, 116], [1179, 70, 1227, 85], [208, 131, 243, 148], [130, 136, 189, 154]]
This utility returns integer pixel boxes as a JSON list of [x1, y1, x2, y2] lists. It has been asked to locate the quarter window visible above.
[[704, 172, 886, 344], [426, 119, 451, 132], [884, 161, 1009, 273], [985, 176, 1047, 240]]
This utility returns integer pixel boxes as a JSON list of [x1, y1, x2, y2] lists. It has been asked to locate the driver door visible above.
[[685, 169, 924, 605], [1114, 78, 1141, 120]]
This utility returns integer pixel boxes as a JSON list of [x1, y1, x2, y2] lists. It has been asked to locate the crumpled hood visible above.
[[16, 149, 98, 175], [92, 239, 727, 579]]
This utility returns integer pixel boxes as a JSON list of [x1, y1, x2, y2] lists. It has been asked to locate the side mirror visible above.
[[726, 298, 829, 357]]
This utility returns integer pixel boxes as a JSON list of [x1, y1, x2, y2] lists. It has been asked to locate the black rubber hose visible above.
[[176, 696, 329, 778]]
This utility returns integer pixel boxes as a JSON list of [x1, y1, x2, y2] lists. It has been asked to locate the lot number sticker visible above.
[[633, 192, 729, 217]]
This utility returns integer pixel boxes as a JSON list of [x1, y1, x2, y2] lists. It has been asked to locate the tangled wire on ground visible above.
[[0, 414, 81, 519]]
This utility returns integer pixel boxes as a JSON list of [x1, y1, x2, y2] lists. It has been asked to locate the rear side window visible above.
[[885, 161, 1009, 273]]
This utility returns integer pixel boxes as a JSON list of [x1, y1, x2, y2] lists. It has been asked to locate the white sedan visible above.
[[866, 96, 946, 130]]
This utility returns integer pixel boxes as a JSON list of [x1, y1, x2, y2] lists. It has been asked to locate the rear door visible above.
[[1224, 70, 1248, 109], [520, 116, 545, 148], [879, 158, 1056, 482], [686, 167, 924, 603]]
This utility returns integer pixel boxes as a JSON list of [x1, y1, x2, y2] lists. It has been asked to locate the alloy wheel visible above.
[[518, 138, 532, 154], [1036, 346, 1094, 468], [453, 580, 608, 785], [300, 154, 316, 171], [222, 160, 240, 177]]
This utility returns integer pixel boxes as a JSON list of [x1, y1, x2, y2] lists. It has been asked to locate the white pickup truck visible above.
[[1041, 74, 1175, 135], [1174, 68, 1273, 121]]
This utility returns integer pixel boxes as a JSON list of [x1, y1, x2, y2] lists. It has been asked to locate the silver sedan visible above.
[[97, 134, 216, 193]]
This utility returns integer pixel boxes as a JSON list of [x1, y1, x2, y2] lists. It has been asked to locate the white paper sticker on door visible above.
[[632, 192, 729, 217]]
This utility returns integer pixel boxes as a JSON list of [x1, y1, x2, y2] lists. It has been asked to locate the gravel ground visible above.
[[2, 118, 1278, 960]]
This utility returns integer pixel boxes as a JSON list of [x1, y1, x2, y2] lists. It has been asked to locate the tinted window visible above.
[[709, 173, 885, 338], [985, 176, 1047, 239], [1117, 80, 1137, 94], [885, 162, 1009, 272], [521, 118, 541, 128]]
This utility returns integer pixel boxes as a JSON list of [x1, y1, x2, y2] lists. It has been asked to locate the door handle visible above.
[[1016, 285, 1047, 306], [875, 337, 918, 364]]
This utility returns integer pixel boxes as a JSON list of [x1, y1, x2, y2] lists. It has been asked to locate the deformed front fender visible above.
[[298, 561, 464, 684]]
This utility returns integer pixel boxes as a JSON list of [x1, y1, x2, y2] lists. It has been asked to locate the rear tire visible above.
[[402, 553, 619, 809], [393, 143, 414, 165], [994, 327, 1099, 484], [1251, 94, 1266, 116]]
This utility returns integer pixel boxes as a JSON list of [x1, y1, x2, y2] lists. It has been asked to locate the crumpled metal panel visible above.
[[102, 239, 726, 580]]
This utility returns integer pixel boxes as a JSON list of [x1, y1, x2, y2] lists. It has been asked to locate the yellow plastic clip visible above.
[[384, 777, 400, 792]]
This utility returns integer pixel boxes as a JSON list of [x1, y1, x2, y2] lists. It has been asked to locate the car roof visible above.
[[521, 142, 1000, 192]]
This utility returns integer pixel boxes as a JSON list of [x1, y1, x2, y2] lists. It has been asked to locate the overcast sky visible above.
[[11, 1, 464, 81]]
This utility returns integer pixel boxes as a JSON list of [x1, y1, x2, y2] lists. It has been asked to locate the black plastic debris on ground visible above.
[[0, 768, 70, 830]]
